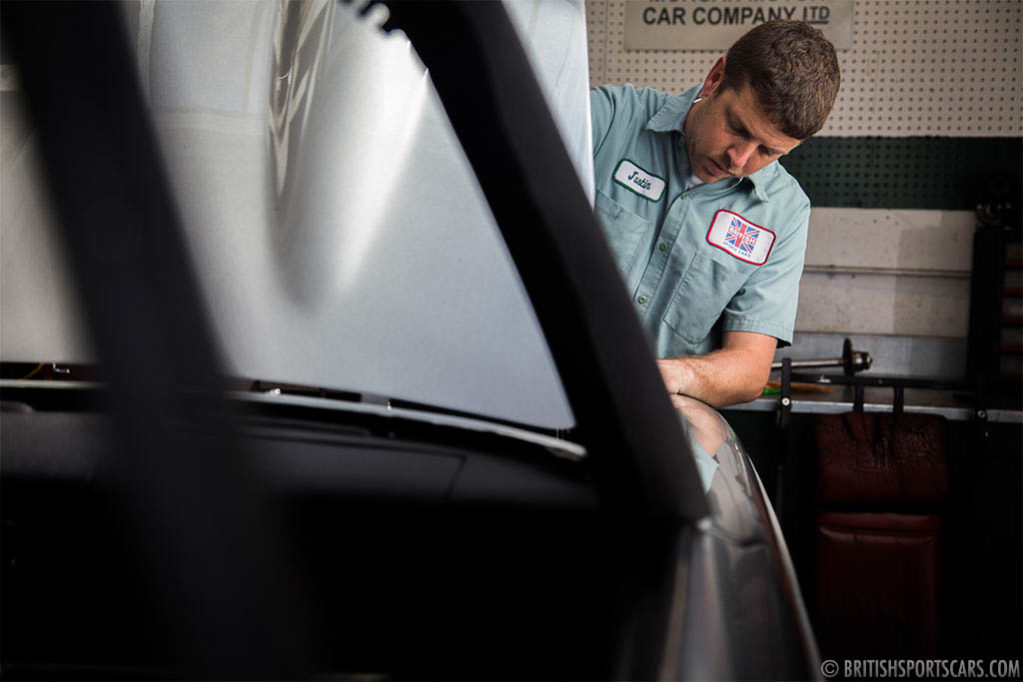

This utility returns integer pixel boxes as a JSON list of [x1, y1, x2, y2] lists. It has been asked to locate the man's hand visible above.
[[657, 331, 777, 408]]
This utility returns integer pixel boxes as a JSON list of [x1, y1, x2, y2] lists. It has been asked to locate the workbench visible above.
[[731, 384, 1022, 423]]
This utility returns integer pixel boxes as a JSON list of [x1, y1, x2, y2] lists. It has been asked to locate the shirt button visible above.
[[659, 242, 669, 252], [638, 295, 648, 304]]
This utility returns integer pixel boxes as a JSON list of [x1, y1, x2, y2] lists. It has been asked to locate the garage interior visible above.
[[586, 0, 1022, 665], [1, 0, 1021, 677]]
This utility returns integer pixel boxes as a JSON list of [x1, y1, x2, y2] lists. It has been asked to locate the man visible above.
[[590, 20, 839, 408]]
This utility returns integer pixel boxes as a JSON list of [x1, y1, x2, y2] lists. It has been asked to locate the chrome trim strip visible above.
[[0, 379, 104, 390]]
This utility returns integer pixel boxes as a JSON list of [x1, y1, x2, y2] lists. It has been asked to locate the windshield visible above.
[[0, 0, 593, 430]]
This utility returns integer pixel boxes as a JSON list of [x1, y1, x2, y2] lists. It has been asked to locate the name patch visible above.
[[613, 159, 665, 201], [705, 210, 775, 265]]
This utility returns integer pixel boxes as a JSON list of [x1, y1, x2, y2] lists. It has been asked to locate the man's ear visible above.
[[701, 56, 727, 98]]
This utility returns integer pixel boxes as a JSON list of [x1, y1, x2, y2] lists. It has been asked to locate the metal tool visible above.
[[771, 338, 872, 376]]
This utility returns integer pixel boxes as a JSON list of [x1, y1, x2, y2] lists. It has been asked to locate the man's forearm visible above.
[[657, 347, 772, 408]]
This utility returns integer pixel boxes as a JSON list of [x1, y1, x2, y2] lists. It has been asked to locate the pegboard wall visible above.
[[586, 0, 1023, 137], [783, 136, 1022, 209]]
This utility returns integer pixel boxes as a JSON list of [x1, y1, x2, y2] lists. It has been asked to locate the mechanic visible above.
[[590, 20, 839, 408]]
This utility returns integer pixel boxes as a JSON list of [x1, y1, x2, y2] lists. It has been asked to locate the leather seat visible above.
[[813, 412, 949, 659]]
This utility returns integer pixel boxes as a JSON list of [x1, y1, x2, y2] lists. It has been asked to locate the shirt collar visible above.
[[644, 85, 774, 202]]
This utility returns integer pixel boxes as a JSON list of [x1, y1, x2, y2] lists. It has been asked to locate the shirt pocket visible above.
[[662, 252, 750, 345], [594, 189, 654, 286]]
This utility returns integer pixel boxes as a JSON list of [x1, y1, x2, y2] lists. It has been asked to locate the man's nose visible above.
[[728, 142, 756, 170]]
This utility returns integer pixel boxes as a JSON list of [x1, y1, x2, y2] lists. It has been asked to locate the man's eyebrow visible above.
[[727, 109, 784, 156], [726, 110, 750, 136]]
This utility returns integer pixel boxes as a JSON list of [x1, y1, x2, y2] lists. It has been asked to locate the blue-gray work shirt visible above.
[[590, 84, 809, 358]]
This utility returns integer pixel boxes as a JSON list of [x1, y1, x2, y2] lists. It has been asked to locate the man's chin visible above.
[[700, 160, 732, 183], [700, 172, 731, 184], [693, 169, 720, 184]]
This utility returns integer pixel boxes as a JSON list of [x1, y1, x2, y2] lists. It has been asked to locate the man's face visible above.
[[683, 67, 802, 184]]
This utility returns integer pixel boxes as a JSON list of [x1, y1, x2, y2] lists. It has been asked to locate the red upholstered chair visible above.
[[813, 412, 949, 659]]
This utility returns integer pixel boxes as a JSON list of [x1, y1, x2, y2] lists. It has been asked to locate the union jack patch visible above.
[[705, 210, 775, 265]]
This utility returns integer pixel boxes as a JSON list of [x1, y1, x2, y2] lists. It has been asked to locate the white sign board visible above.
[[625, 0, 854, 51]]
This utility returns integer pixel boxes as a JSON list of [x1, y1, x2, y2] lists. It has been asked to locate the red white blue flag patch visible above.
[[705, 210, 775, 265]]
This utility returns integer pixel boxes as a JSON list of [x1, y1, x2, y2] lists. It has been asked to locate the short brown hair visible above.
[[720, 20, 840, 140]]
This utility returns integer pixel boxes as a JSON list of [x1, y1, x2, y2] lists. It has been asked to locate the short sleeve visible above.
[[721, 201, 810, 347]]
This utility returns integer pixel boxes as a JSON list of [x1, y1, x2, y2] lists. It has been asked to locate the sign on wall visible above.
[[624, 0, 854, 51]]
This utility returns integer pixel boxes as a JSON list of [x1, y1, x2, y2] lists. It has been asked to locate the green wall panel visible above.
[[780, 137, 1023, 210]]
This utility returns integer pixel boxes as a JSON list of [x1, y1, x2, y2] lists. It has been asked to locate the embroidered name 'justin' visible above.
[[627, 170, 652, 191], [613, 159, 665, 202]]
